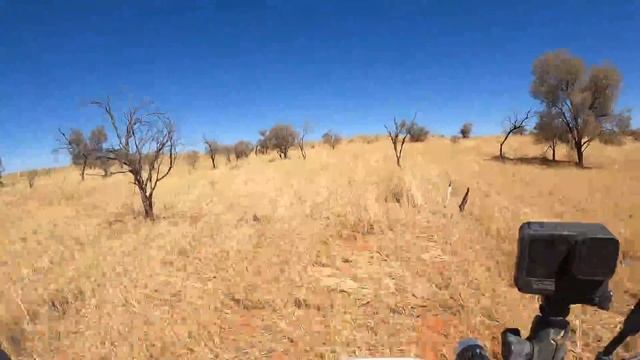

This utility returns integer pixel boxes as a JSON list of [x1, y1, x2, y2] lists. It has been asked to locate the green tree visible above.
[[530, 49, 626, 167]]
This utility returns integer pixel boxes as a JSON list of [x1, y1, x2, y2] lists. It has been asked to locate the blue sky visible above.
[[1, 0, 639, 172]]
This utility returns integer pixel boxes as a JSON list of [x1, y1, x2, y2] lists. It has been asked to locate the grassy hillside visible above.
[[1, 135, 639, 359]]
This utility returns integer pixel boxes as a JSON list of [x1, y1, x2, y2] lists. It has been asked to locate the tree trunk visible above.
[[140, 191, 154, 220], [500, 130, 516, 160], [80, 158, 87, 181], [575, 141, 584, 167], [209, 154, 216, 169], [551, 142, 556, 161], [299, 144, 306, 159], [499, 135, 508, 159], [392, 140, 401, 168]]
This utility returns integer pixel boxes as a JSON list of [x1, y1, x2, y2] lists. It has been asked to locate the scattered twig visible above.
[[458, 187, 470, 213]]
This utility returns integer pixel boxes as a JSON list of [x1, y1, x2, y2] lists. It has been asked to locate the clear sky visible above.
[[1, 0, 639, 172]]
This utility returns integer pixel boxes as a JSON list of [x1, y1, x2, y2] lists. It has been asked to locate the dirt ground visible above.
[[1, 135, 639, 359]]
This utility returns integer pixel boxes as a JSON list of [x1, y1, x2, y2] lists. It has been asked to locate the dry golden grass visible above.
[[1, 135, 639, 359]]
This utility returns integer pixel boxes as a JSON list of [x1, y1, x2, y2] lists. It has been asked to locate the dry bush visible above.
[[533, 110, 569, 161], [25, 170, 38, 188], [221, 145, 233, 163], [450, 135, 461, 143], [265, 124, 298, 159], [599, 130, 626, 146], [321, 130, 343, 149], [353, 135, 382, 144], [408, 123, 429, 142], [365, 135, 382, 144], [94, 158, 113, 177], [380, 173, 423, 208], [233, 141, 253, 161], [184, 150, 200, 169], [460, 122, 473, 138]]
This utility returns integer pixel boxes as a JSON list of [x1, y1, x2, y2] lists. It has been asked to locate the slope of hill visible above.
[[1, 135, 639, 359]]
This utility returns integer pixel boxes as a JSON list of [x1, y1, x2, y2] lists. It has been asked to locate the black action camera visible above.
[[515, 222, 619, 309]]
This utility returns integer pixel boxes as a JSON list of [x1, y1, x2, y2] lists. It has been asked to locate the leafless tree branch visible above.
[[499, 109, 533, 159]]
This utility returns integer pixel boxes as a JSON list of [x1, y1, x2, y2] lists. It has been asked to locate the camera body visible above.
[[515, 222, 619, 308]]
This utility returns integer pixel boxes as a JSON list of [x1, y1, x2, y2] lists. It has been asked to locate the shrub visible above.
[[321, 131, 343, 150], [233, 141, 254, 160], [460, 123, 473, 138], [26, 170, 38, 188], [265, 124, 298, 159], [599, 130, 625, 146], [407, 123, 429, 142], [184, 151, 200, 169]]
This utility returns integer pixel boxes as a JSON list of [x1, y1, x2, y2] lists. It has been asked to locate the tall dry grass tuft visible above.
[[0, 135, 639, 358]]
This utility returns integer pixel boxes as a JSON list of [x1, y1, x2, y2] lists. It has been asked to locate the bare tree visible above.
[[233, 141, 253, 161], [91, 98, 177, 221], [533, 110, 569, 161], [460, 123, 473, 138], [203, 138, 221, 169], [499, 109, 533, 159], [298, 122, 312, 159], [531, 49, 626, 167], [384, 115, 414, 168], [321, 130, 343, 150], [184, 150, 200, 170], [265, 124, 298, 159]]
